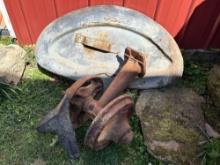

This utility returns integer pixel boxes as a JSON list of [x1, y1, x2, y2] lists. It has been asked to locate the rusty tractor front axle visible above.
[[37, 47, 146, 158]]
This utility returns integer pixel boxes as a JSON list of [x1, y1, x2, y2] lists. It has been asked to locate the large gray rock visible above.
[[136, 87, 206, 164], [0, 44, 26, 85], [207, 65, 220, 109]]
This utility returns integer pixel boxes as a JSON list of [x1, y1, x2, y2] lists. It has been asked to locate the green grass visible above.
[[181, 61, 212, 95], [0, 82, 20, 101], [201, 139, 220, 165], [0, 41, 220, 164]]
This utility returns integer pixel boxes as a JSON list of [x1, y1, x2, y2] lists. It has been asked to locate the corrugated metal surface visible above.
[[55, 0, 88, 17], [4, 0, 32, 43], [3, 0, 220, 48]]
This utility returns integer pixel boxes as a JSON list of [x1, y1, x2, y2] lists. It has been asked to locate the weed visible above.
[[0, 37, 15, 45], [201, 139, 220, 165], [0, 82, 20, 101], [182, 61, 212, 95]]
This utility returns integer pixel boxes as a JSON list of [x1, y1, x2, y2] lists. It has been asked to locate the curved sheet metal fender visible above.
[[35, 5, 183, 89]]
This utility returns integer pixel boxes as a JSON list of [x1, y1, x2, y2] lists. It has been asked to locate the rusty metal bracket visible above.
[[75, 33, 112, 53], [68, 47, 146, 150], [84, 94, 134, 150], [83, 47, 146, 149], [37, 95, 80, 159], [37, 76, 103, 159], [37, 47, 147, 157]]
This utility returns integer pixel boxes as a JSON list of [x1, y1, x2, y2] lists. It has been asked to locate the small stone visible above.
[[136, 87, 206, 164], [0, 44, 26, 85]]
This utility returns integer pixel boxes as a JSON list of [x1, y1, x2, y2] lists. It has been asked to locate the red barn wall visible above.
[[3, 0, 220, 48]]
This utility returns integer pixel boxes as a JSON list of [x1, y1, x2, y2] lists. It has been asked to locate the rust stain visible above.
[[74, 32, 113, 59], [83, 46, 96, 59], [97, 31, 109, 41], [75, 33, 111, 53]]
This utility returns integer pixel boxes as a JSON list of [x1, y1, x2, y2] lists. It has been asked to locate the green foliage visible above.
[[0, 37, 15, 45], [182, 61, 212, 95], [127, 89, 139, 102], [23, 46, 36, 67], [0, 82, 20, 101], [201, 139, 220, 165]]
